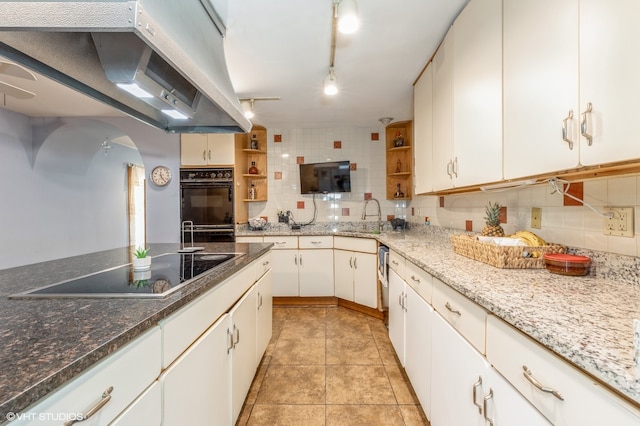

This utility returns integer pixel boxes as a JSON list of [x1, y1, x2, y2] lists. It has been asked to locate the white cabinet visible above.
[[452, 0, 502, 187], [109, 381, 161, 426], [431, 25, 456, 191], [11, 328, 161, 426], [579, 0, 640, 165], [388, 269, 407, 365], [503, 0, 580, 179], [229, 286, 258, 423], [431, 313, 549, 426], [486, 315, 640, 425], [255, 269, 273, 367], [160, 314, 231, 426], [333, 237, 377, 309], [413, 63, 433, 195], [180, 133, 235, 166], [263, 236, 299, 296]]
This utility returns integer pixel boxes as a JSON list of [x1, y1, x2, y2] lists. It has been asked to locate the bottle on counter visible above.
[[248, 161, 259, 175], [249, 184, 256, 200]]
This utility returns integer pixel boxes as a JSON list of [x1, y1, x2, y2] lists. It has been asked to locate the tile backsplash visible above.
[[248, 126, 640, 257]]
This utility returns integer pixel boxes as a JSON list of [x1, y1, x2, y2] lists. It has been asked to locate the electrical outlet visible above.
[[603, 207, 634, 237], [531, 207, 542, 229]]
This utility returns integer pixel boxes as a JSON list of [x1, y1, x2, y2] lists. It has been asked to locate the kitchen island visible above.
[[237, 224, 640, 411], [0, 242, 272, 422]]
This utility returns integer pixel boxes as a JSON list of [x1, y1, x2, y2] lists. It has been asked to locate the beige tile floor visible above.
[[236, 306, 430, 426]]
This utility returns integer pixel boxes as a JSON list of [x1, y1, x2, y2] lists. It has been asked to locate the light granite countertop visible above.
[[238, 223, 640, 408], [0, 242, 272, 422]]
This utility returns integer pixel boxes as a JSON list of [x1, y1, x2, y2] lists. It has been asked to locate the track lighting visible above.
[[337, 0, 360, 34], [241, 99, 254, 119], [324, 67, 338, 95]]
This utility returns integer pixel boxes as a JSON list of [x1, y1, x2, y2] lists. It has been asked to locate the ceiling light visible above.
[[324, 67, 338, 95], [116, 83, 153, 98], [242, 99, 254, 119], [337, 0, 360, 34], [379, 117, 394, 125], [161, 109, 189, 120]]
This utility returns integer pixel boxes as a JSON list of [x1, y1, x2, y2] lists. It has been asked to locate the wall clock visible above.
[[150, 165, 172, 187]]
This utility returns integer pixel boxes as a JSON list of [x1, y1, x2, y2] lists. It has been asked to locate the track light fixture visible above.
[[336, 0, 360, 34], [324, 67, 338, 96], [241, 99, 254, 119]]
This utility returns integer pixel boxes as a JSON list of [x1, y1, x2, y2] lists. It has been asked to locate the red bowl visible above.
[[543, 253, 591, 276]]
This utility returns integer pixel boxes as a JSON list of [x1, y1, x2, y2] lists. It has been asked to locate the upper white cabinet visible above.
[[452, 0, 503, 187], [181, 133, 235, 166], [413, 63, 434, 195], [579, 0, 640, 165], [503, 0, 580, 179]]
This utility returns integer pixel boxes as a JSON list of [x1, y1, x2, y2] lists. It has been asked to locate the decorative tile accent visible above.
[[260, 216, 269, 221], [274, 171, 282, 180], [411, 207, 414, 216], [342, 208, 350, 216], [371, 133, 379, 141], [364, 192, 372, 201], [274, 134, 282, 142], [387, 215, 395, 221], [297, 156, 305, 164], [439, 196, 445, 208], [466, 220, 473, 231], [499, 206, 507, 224], [564, 182, 584, 206], [297, 201, 305, 209], [350, 163, 357, 171], [333, 140, 342, 149]]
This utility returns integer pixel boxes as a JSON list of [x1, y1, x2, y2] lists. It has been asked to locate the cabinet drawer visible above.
[[405, 260, 432, 304], [18, 328, 161, 426], [432, 277, 486, 353], [299, 235, 333, 249], [236, 236, 264, 243], [254, 252, 272, 280], [486, 315, 640, 425], [263, 236, 298, 249], [334, 236, 377, 253], [388, 250, 406, 279]]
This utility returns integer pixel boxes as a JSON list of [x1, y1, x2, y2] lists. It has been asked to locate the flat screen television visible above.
[[299, 160, 351, 194]]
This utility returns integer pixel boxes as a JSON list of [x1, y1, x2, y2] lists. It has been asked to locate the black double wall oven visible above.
[[180, 168, 235, 242]]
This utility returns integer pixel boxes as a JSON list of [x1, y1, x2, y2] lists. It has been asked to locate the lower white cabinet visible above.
[[333, 237, 377, 309], [160, 314, 232, 426], [109, 381, 161, 426], [486, 315, 640, 425], [388, 269, 407, 365], [255, 269, 273, 367], [431, 313, 549, 426]]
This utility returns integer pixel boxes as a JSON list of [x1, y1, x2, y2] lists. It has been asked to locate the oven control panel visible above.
[[180, 168, 233, 182]]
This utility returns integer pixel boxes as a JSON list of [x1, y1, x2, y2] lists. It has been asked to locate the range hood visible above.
[[0, 0, 251, 133]]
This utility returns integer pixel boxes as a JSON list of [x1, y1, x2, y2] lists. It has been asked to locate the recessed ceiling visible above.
[[0, 0, 468, 130]]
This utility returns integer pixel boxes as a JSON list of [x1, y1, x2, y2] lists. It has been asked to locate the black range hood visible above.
[[0, 0, 251, 134]]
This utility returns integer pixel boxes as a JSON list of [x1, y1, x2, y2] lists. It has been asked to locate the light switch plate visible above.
[[603, 207, 634, 237], [531, 207, 542, 229]]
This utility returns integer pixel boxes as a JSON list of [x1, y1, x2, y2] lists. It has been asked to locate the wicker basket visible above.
[[450, 234, 566, 269]]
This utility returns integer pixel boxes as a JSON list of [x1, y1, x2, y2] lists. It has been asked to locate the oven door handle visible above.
[[228, 186, 232, 202]]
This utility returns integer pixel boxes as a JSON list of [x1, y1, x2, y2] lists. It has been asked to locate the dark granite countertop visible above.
[[0, 242, 272, 421]]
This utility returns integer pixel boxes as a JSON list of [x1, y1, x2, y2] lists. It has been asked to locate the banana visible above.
[[510, 230, 546, 247]]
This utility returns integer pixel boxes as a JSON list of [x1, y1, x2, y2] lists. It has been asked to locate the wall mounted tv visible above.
[[299, 160, 351, 194]]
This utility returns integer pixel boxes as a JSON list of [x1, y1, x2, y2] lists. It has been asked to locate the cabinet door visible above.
[[353, 252, 377, 309], [503, 0, 579, 179], [432, 26, 456, 191], [453, 0, 503, 187], [161, 314, 231, 426], [110, 381, 161, 426], [180, 134, 208, 166], [299, 249, 334, 297], [230, 285, 258, 423], [206, 133, 235, 165], [431, 312, 487, 426], [256, 269, 273, 367], [413, 63, 433, 195], [579, 0, 640, 165], [334, 249, 354, 301], [388, 270, 406, 366], [269, 249, 299, 296], [404, 285, 432, 419]]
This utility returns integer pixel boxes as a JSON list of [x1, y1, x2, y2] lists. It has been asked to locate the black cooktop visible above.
[[9, 252, 244, 299]]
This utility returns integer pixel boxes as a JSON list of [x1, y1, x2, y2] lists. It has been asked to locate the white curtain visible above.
[[128, 164, 146, 250]]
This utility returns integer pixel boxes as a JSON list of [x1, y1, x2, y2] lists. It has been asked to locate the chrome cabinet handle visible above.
[[311, 241, 322, 246], [263, 260, 270, 267], [391, 260, 399, 266], [233, 325, 240, 345], [410, 275, 420, 283], [294, 254, 298, 265], [581, 102, 593, 146], [483, 388, 495, 426], [208, 149, 212, 160], [403, 293, 408, 312], [299, 254, 303, 266], [227, 329, 234, 353], [398, 294, 403, 307], [349, 257, 353, 268], [64, 386, 114, 425], [446, 161, 453, 178], [452, 157, 458, 177], [445, 302, 461, 315], [562, 109, 574, 149], [354, 257, 358, 269], [522, 365, 564, 400], [202, 150, 207, 161], [472, 377, 483, 414]]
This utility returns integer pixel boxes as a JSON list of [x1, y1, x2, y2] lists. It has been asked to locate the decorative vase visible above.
[[133, 257, 151, 270], [248, 161, 259, 174]]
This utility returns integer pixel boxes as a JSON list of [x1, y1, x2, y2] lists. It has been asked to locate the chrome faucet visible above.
[[361, 198, 383, 231]]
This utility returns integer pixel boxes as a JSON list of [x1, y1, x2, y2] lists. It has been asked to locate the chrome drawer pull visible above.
[[445, 302, 461, 315], [262, 260, 269, 266], [523, 365, 564, 400], [392, 260, 399, 265], [63, 386, 113, 425], [483, 388, 495, 426], [581, 102, 593, 146], [410, 275, 420, 283], [472, 376, 483, 414], [562, 109, 574, 149]]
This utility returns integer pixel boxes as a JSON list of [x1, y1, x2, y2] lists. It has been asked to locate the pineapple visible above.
[[481, 202, 505, 237]]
